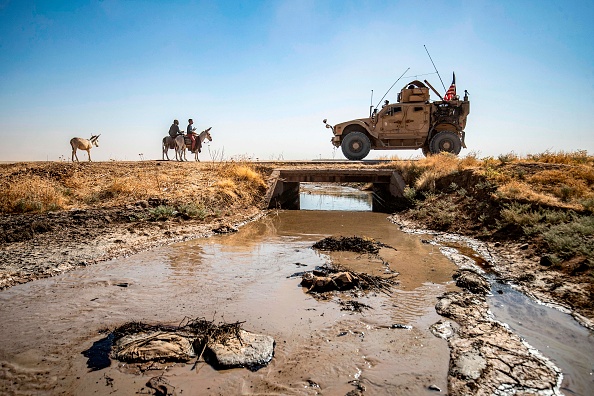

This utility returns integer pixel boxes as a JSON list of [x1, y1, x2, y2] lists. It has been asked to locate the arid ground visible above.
[[0, 154, 592, 394]]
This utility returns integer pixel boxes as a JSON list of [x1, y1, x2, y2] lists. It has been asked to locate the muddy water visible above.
[[489, 282, 594, 395], [0, 209, 459, 395]]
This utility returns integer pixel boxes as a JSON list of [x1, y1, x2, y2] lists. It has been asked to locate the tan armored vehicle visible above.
[[323, 80, 470, 160]]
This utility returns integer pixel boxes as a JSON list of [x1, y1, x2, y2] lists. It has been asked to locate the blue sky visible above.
[[1, 0, 593, 161]]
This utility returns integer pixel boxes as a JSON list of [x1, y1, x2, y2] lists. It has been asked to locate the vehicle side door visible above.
[[402, 105, 429, 134], [378, 105, 404, 137]]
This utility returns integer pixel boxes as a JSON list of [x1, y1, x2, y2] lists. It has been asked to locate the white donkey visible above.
[[162, 128, 212, 161], [70, 135, 100, 162]]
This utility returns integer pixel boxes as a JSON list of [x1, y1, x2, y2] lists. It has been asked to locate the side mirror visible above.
[[322, 119, 327, 124]]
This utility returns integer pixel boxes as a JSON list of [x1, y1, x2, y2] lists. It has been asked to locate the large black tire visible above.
[[341, 132, 371, 160], [429, 131, 462, 155]]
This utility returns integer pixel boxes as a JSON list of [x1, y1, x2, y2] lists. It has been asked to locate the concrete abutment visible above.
[[265, 169, 406, 211]]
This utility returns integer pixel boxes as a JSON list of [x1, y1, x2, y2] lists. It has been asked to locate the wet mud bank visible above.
[[0, 204, 264, 290], [391, 215, 594, 395]]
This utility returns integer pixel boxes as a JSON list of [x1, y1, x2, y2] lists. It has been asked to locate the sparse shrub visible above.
[[541, 216, 594, 261], [15, 199, 43, 212], [410, 195, 458, 230], [85, 193, 101, 204], [422, 191, 438, 201], [515, 169, 526, 180], [498, 152, 518, 164], [149, 205, 177, 221], [580, 197, 594, 213], [559, 184, 576, 202], [431, 199, 458, 229], [475, 179, 498, 191], [403, 186, 417, 203], [541, 209, 573, 225], [499, 202, 542, 227], [178, 202, 207, 219]]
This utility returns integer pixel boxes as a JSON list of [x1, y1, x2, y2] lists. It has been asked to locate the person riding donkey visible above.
[[186, 118, 202, 153], [169, 119, 182, 138]]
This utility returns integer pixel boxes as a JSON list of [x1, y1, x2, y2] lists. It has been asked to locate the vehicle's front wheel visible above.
[[341, 132, 371, 160], [429, 131, 462, 155]]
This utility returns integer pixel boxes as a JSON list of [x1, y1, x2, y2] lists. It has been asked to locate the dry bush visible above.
[[392, 153, 463, 190], [212, 179, 239, 201], [227, 165, 267, 188], [527, 150, 593, 166], [528, 168, 594, 203], [458, 152, 482, 168], [0, 175, 67, 213], [414, 154, 464, 191], [497, 152, 520, 164], [496, 180, 562, 207], [208, 163, 267, 206]]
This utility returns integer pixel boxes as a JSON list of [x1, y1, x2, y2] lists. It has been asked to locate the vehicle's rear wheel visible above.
[[341, 132, 371, 160], [429, 131, 462, 155]]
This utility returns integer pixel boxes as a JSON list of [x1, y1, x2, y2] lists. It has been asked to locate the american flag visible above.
[[443, 72, 456, 101]]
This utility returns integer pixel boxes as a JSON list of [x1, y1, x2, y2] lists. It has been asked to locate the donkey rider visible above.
[[186, 118, 202, 153], [169, 119, 181, 138]]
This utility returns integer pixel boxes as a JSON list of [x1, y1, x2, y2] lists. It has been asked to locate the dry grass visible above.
[[207, 163, 267, 206], [392, 150, 594, 274], [496, 180, 563, 207], [0, 161, 271, 214], [390, 150, 594, 212], [1, 175, 67, 212], [527, 149, 592, 165], [390, 153, 478, 191]]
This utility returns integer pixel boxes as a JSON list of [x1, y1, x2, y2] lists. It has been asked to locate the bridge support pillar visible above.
[[266, 172, 300, 209]]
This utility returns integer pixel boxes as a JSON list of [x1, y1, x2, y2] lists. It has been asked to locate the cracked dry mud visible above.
[[433, 289, 561, 395]]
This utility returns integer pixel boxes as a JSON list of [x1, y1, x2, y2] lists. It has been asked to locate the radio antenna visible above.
[[424, 45, 446, 92], [375, 67, 410, 110], [369, 89, 374, 117]]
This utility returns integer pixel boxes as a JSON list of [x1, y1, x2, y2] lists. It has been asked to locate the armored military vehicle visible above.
[[323, 80, 470, 160]]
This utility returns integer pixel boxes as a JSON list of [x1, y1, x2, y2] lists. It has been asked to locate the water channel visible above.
[[0, 184, 592, 395]]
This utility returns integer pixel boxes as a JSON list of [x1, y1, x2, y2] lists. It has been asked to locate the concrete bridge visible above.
[[265, 168, 407, 212]]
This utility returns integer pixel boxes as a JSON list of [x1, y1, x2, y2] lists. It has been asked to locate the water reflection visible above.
[[489, 282, 594, 395], [300, 183, 372, 211]]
